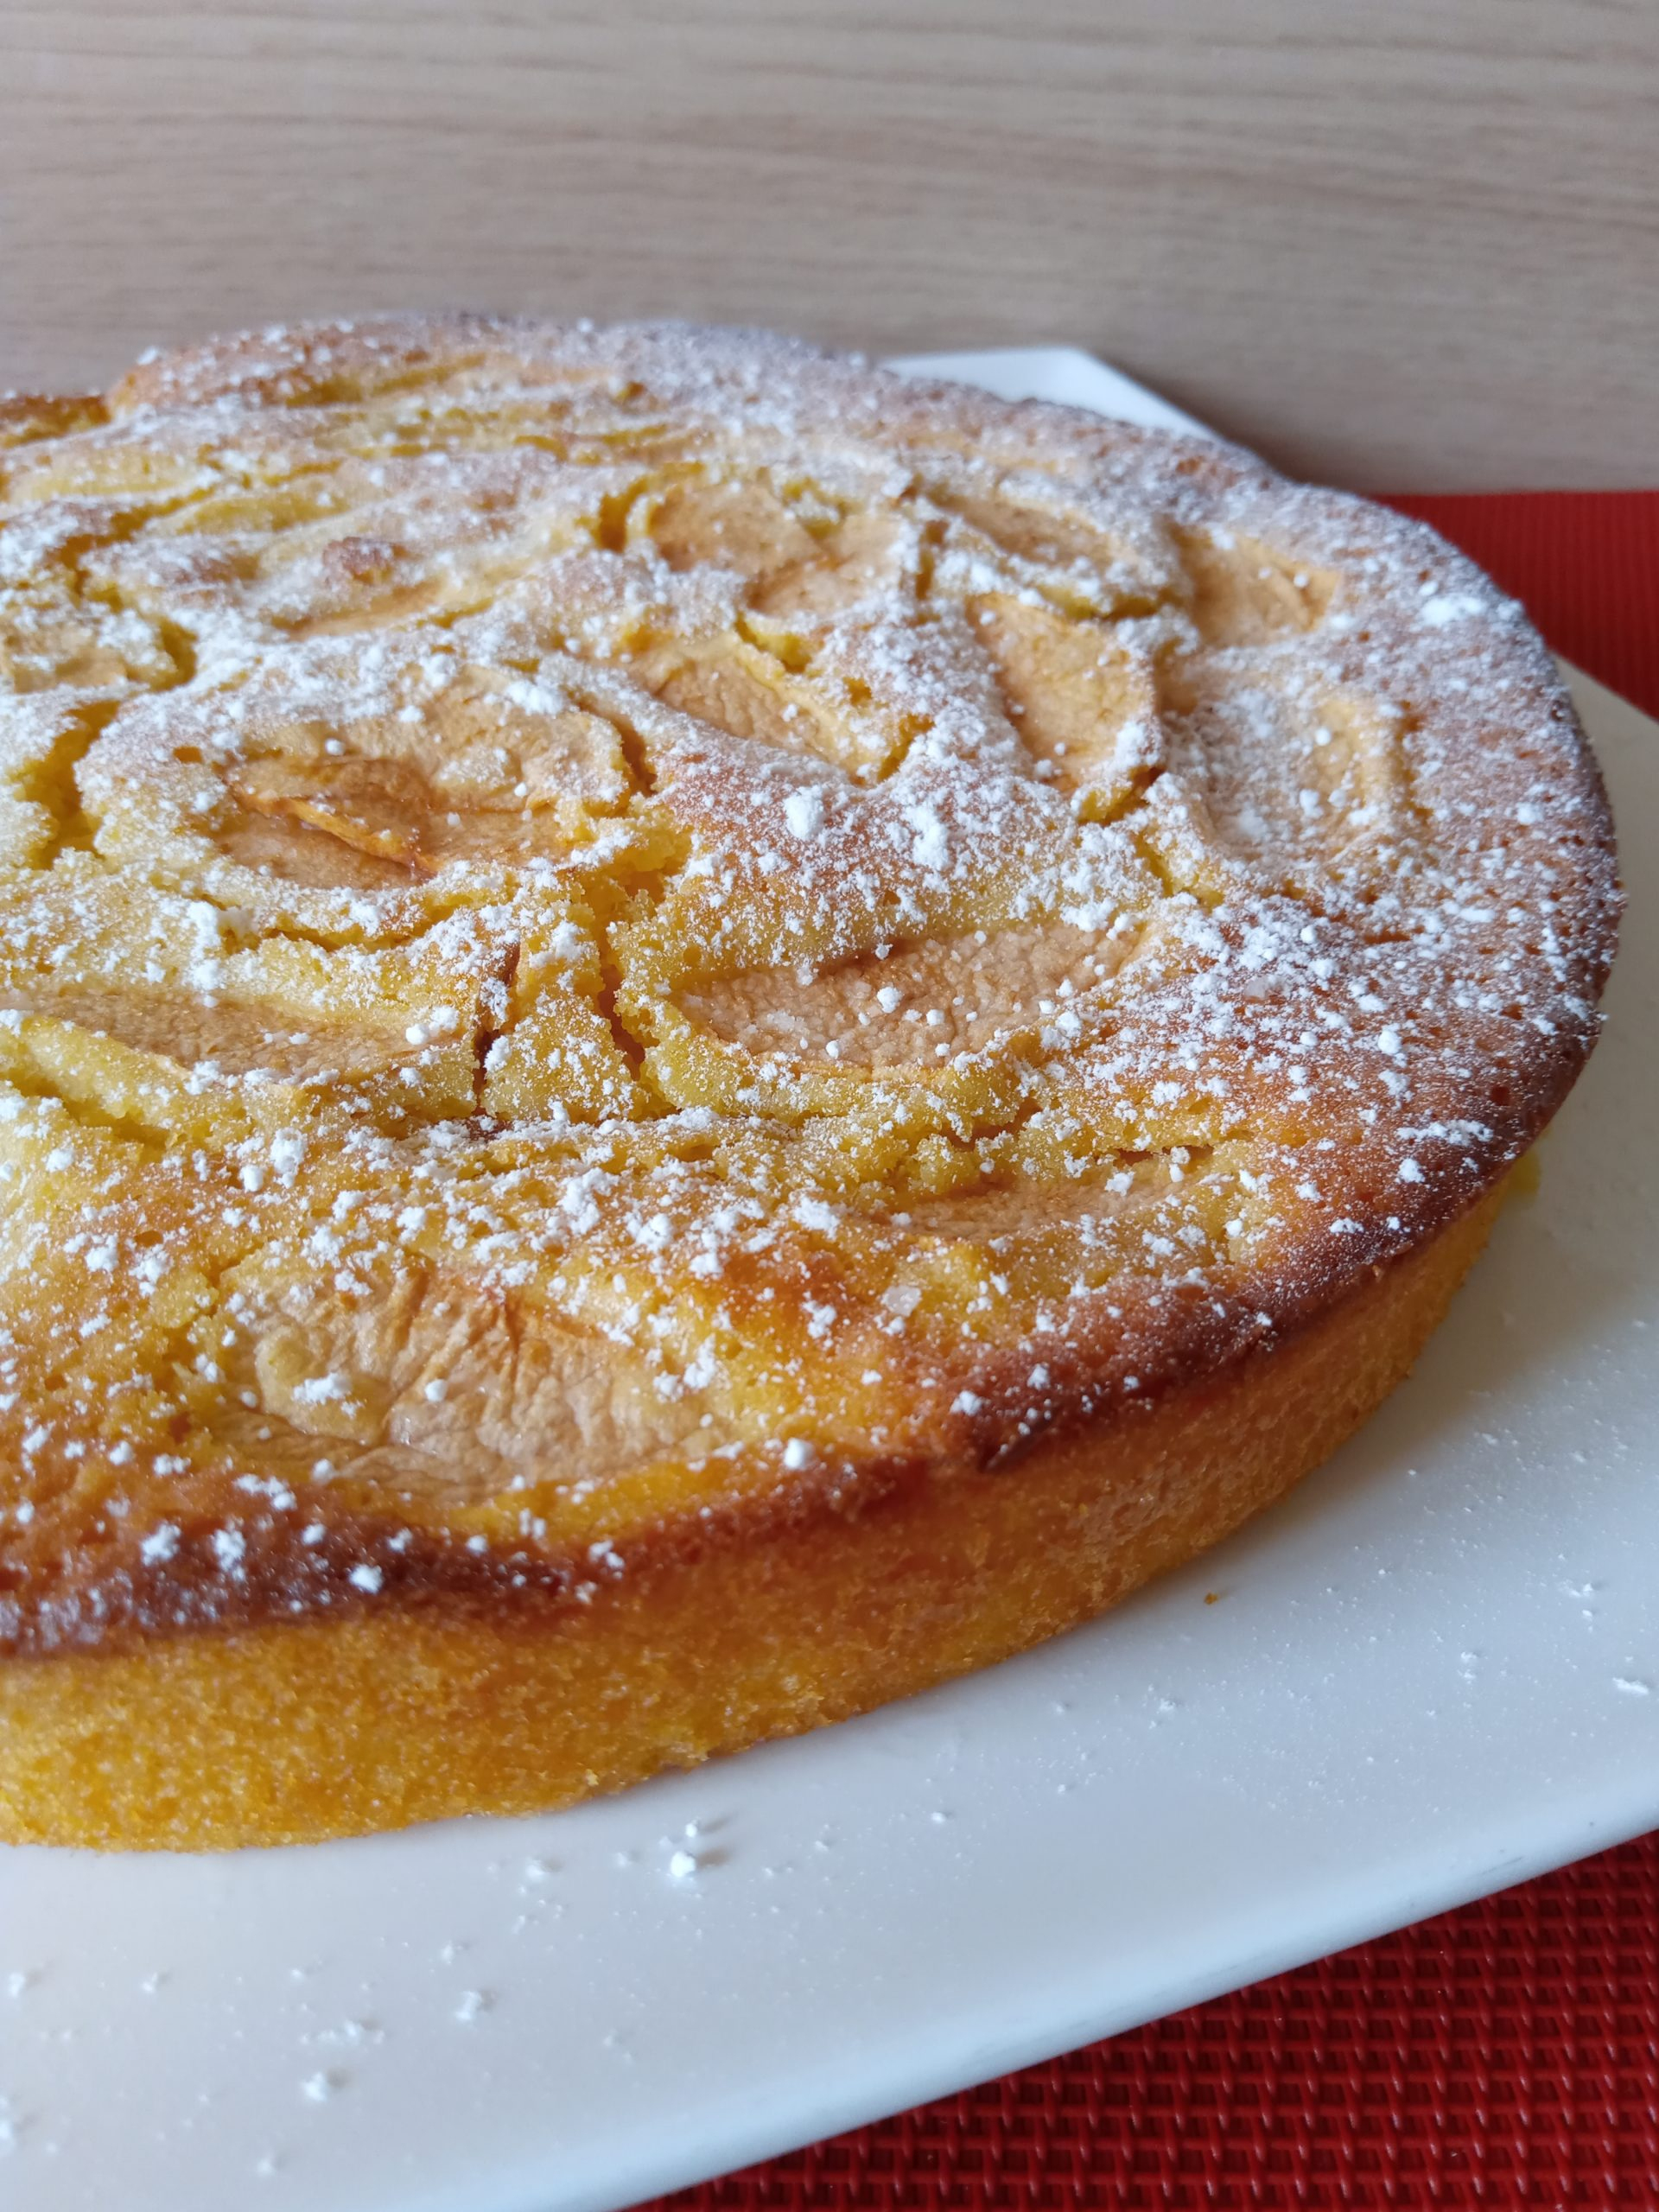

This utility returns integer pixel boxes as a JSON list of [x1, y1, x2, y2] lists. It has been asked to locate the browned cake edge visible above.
[[0, 1178, 1503, 1851]]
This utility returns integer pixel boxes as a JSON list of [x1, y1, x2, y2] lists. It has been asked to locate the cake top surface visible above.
[[0, 316, 1618, 1649]]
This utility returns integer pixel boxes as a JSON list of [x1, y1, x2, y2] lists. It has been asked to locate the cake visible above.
[[0, 318, 1618, 1847]]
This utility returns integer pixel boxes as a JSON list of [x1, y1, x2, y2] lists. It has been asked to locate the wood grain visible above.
[[1, 1, 1655, 488]]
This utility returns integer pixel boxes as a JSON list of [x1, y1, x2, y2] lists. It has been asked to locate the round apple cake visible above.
[[0, 318, 1618, 1847]]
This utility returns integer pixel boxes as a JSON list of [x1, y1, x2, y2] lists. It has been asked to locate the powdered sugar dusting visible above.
[[0, 315, 1617, 1651]]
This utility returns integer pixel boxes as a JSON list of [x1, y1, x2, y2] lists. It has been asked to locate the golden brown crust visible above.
[[0, 317, 1618, 1846], [0, 1183, 1501, 1849]]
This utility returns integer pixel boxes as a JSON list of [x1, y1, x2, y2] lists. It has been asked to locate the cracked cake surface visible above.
[[0, 318, 1618, 1840]]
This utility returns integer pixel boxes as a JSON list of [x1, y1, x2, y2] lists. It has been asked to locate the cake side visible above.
[[0, 1181, 1503, 1849]]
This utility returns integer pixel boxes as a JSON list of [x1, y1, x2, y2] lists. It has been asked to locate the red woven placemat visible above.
[[652, 492, 1659, 2211]]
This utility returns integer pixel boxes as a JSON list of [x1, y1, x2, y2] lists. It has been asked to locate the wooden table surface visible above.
[[2, 0, 1656, 490]]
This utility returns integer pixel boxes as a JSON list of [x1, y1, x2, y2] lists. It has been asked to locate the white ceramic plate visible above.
[[3, 353, 1655, 2212]]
